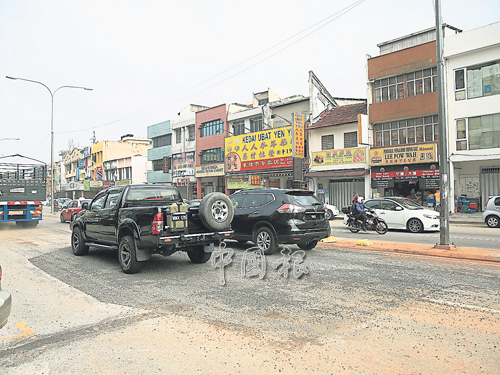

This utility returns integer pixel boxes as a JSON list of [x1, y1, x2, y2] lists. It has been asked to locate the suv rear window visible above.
[[125, 187, 180, 202], [288, 192, 322, 207]]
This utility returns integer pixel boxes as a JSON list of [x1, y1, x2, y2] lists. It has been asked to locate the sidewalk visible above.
[[323, 210, 500, 264], [448, 211, 484, 225]]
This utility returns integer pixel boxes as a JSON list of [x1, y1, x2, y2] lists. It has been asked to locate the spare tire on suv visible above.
[[199, 192, 234, 231]]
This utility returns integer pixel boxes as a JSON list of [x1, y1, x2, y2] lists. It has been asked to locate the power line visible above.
[[57, 0, 366, 135]]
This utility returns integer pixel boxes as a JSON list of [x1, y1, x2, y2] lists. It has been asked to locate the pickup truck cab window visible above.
[[125, 187, 180, 203], [105, 189, 122, 209], [91, 192, 107, 210]]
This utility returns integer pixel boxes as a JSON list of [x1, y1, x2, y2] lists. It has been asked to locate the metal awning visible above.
[[304, 169, 369, 178]]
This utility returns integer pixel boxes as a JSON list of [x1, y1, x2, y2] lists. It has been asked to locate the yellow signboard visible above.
[[224, 126, 293, 172], [369, 143, 437, 166], [293, 113, 305, 158], [312, 147, 366, 166]]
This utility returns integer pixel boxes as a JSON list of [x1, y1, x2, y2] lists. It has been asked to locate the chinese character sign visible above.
[[225, 127, 293, 172], [172, 152, 195, 177], [369, 144, 437, 166], [312, 147, 366, 166], [293, 113, 305, 158]]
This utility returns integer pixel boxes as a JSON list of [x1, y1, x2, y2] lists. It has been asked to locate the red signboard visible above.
[[371, 169, 440, 179], [240, 156, 293, 171]]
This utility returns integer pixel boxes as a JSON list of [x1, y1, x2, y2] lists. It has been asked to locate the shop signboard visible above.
[[103, 181, 116, 189], [293, 113, 305, 158], [312, 147, 366, 166], [172, 152, 195, 177], [227, 177, 264, 190], [369, 143, 437, 166], [225, 126, 293, 172], [372, 168, 440, 181], [116, 180, 131, 186], [90, 180, 102, 188], [195, 163, 225, 177], [84, 180, 90, 191], [96, 166, 103, 181]]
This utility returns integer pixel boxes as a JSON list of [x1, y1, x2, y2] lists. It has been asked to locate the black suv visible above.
[[229, 188, 331, 254]]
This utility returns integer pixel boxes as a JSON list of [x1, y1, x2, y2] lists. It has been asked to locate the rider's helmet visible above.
[[353, 194, 359, 202], [358, 196, 364, 203]]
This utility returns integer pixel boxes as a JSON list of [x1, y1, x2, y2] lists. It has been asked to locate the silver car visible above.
[[482, 196, 500, 228], [0, 265, 12, 329]]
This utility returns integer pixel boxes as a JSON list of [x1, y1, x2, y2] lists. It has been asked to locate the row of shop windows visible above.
[[374, 67, 437, 103], [374, 115, 439, 147]]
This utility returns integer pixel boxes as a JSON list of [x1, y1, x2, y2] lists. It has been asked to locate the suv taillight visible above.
[[277, 204, 305, 213], [152, 213, 164, 234]]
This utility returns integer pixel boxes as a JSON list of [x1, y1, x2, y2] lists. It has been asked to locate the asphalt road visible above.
[[0, 214, 499, 374]]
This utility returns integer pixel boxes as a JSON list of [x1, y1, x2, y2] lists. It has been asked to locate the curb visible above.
[[320, 238, 500, 264]]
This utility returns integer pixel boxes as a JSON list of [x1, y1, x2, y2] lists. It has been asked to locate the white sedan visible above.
[[363, 197, 440, 233], [324, 203, 339, 220]]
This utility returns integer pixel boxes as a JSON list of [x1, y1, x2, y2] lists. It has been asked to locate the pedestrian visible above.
[[427, 191, 435, 208], [410, 188, 420, 204]]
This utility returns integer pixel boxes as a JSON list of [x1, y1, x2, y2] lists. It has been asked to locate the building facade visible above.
[[445, 21, 500, 210], [366, 25, 461, 202], [306, 103, 370, 208], [147, 120, 173, 184]]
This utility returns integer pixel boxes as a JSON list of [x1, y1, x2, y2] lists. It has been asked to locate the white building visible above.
[[305, 102, 370, 208], [444, 21, 500, 210]]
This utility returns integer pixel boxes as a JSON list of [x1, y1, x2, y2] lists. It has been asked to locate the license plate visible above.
[[9, 210, 24, 215], [172, 214, 187, 221]]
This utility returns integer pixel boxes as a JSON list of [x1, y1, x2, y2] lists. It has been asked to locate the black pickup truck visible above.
[[70, 184, 234, 273]]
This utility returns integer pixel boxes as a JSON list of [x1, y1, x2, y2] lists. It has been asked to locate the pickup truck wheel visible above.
[[118, 235, 144, 274], [199, 192, 234, 231], [254, 227, 277, 255], [72, 227, 89, 256], [187, 245, 211, 264]]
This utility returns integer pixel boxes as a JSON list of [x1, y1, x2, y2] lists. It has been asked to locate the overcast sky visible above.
[[1, 0, 499, 165]]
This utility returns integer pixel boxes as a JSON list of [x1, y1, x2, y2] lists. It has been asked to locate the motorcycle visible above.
[[343, 208, 388, 234]]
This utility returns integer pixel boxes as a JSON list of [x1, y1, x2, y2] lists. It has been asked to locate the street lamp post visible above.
[[6, 76, 92, 214]]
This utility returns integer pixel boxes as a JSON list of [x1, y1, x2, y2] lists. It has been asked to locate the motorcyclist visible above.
[[354, 196, 369, 230]]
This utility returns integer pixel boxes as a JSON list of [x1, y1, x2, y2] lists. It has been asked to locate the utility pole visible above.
[[435, 0, 450, 246]]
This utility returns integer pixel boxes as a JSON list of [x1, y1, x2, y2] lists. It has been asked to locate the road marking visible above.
[[422, 298, 500, 314], [0, 321, 35, 340]]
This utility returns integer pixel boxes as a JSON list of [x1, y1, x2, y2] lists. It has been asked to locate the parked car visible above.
[[0, 265, 12, 329], [363, 197, 440, 233], [60, 199, 92, 223], [54, 198, 71, 211], [229, 188, 331, 254], [483, 196, 500, 228], [324, 203, 339, 220]]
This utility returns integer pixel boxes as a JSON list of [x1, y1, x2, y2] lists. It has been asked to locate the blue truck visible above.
[[0, 155, 46, 228]]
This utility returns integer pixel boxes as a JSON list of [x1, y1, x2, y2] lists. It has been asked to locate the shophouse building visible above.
[[102, 154, 150, 189], [195, 103, 248, 198], [91, 135, 151, 192], [444, 21, 500, 211], [225, 90, 310, 194], [60, 147, 86, 199], [367, 25, 461, 202], [171, 105, 208, 200], [305, 102, 369, 208], [147, 120, 172, 184]]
